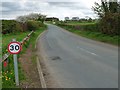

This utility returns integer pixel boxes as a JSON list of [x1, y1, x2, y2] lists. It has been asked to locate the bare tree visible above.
[[16, 13, 46, 23], [92, 0, 119, 17]]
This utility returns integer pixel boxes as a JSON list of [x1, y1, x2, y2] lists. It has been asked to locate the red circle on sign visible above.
[[8, 42, 22, 54]]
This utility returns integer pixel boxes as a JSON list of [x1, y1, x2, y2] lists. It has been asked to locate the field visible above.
[[64, 21, 96, 25]]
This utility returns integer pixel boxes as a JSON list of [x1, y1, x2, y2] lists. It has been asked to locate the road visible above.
[[37, 24, 118, 88]]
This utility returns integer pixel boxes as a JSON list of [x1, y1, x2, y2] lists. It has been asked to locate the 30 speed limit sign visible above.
[[8, 42, 22, 54]]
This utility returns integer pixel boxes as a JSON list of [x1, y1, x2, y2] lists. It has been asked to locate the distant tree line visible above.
[[45, 17, 59, 22]]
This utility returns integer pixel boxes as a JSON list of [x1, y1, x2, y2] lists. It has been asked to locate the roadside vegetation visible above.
[[57, 21, 119, 45], [2, 13, 47, 88], [59, 23, 120, 45], [19, 26, 47, 88], [56, 0, 120, 46]]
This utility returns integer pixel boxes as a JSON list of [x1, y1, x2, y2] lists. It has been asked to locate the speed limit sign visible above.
[[8, 42, 22, 54]]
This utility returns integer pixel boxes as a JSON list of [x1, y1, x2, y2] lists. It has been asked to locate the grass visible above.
[[31, 26, 47, 65], [31, 26, 47, 48], [64, 21, 96, 25], [2, 32, 30, 54], [2, 32, 31, 88], [2, 25, 47, 88], [0, 32, 2, 90], [58, 25, 119, 46], [30, 26, 47, 64], [0, 34, 2, 61]]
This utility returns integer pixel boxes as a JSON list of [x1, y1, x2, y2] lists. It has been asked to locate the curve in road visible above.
[[37, 24, 118, 88]]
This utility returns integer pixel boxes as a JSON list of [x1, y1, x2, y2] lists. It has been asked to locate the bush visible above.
[[81, 23, 99, 32], [2, 20, 45, 34], [2, 20, 23, 34], [26, 20, 44, 31], [57, 23, 99, 32], [100, 13, 120, 35]]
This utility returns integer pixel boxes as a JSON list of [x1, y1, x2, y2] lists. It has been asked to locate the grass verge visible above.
[[2, 25, 47, 88], [64, 21, 96, 25], [58, 25, 119, 46]]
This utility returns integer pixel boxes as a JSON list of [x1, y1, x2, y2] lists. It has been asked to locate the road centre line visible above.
[[77, 46, 98, 56]]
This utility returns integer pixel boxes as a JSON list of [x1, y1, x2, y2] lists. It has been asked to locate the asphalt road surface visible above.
[[37, 24, 118, 88]]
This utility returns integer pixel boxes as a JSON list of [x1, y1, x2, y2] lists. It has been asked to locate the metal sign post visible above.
[[12, 39, 19, 86], [8, 39, 22, 86], [13, 53, 19, 86]]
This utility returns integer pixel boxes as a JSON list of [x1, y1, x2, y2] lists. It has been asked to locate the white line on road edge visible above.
[[35, 30, 47, 88], [35, 30, 47, 49], [37, 57, 47, 88]]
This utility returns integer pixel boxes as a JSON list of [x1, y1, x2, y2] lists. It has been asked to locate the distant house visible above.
[[65, 17, 69, 21], [72, 17, 79, 21]]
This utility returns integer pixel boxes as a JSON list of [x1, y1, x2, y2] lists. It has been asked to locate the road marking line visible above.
[[35, 30, 47, 49], [78, 47, 98, 56], [90, 52, 98, 56]]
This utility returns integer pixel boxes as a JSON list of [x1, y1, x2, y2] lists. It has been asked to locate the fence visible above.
[[2, 30, 34, 73], [2, 30, 34, 63], [1, 30, 34, 86]]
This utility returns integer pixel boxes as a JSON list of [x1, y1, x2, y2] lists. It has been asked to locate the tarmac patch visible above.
[[50, 56, 61, 60]]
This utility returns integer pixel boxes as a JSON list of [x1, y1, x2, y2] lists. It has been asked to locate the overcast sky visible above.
[[1, 0, 101, 20]]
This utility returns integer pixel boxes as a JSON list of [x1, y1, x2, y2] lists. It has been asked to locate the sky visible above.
[[1, 0, 101, 20]]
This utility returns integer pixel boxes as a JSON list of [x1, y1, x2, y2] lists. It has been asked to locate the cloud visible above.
[[48, 2, 89, 10], [1, 0, 99, 20], [2, 2, 22, 12]]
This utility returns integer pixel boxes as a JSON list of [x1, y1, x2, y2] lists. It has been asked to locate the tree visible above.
[[92, 0, 119, 18], [16, 16, 28, 23], [37, 14, 46, 23], [16, 13, 46, 23], [92, 0, 120, 35], [65, 17, 70, 21], [16, 13, 46, 31]]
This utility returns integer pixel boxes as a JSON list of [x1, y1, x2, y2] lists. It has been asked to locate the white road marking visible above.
[[90, 53, 98, 56], [77, 46, 98, 56]]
